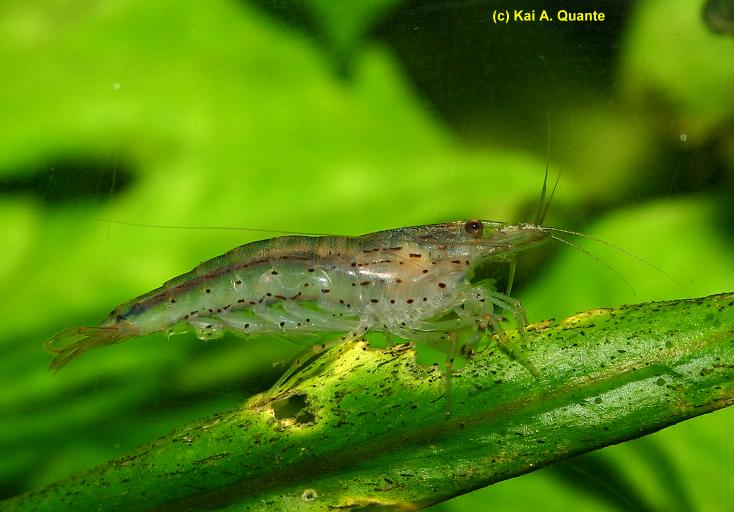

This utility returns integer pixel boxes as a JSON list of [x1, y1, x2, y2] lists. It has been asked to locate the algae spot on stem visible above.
[[269, 393, 316, 426], [301, 488, 318, 501], [561, 307, 610, 327]]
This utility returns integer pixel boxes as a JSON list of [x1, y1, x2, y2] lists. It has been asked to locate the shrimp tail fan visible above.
[[44, 326, 128, 370]]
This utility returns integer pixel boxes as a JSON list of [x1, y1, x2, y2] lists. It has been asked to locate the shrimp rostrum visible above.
[[45, 220, 551, 372]]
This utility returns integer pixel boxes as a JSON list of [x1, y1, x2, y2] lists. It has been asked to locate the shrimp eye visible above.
[[464, 220, 483, 238]]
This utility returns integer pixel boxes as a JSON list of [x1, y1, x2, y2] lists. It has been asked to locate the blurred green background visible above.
[[1, 0, 733, 510]]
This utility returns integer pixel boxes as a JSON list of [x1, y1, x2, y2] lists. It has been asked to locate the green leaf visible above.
[[5, 293, 733, 511]]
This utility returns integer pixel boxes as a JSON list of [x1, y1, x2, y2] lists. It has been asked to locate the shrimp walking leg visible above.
[[476, 289, 539, 378], [407, 287, 539, 378]]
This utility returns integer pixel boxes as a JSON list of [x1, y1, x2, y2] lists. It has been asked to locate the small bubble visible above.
[[112, 82, 121, 90], [680, 133, 688, 142], [113, 442, 121, 449]]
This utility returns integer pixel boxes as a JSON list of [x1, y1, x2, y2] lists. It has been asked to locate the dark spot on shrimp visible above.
[[422, 297, 427, 302], [275, 295, 287, 300], [451, 260, 461, 264], [205, 288, 211, 294], [290, 292, 302, 300], [235, 280, 242, 285], [390, 299, 395, 304], [407, 299, 414, 304], [245, 323, 250, 329], [266, 292, 272, 297], [409, 253, 422, 258], [279, 321, 285, 327], [351, 262, 357, 267], [360, 281, 370, 286], [271, 271, 278, 275], [422, 269, 429, 273], [308, 268, 315, 272], [438, 283, 446, 288], [371, 299, 379, 303], [464, 220, 483, 237], [205, 324, 213, 329], [321, 289, 330, 293], [396, 279, 403, 284], [238, 299, 245, 303], [183, 314, 190, 320]]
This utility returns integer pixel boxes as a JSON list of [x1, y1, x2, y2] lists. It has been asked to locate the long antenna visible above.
[[550, 234, 637, 296], [544, 226, 687, 294], [72, 215, 337, 237]]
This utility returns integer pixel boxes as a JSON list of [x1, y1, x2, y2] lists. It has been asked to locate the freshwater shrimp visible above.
[[46, 111, 575, 376], [44, 217, 554, 372]]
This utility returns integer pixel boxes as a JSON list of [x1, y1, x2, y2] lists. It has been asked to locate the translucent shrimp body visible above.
[[44, 221, 550, 370]]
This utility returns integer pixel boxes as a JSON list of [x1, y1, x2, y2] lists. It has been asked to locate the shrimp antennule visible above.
[[534, 113, 561, 226]]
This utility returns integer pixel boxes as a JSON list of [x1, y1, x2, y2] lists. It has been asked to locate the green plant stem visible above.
[[5, 293, 734, 511]]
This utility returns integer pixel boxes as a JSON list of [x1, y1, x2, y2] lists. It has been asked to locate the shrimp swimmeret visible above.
[[45, 219, 554, 372]]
